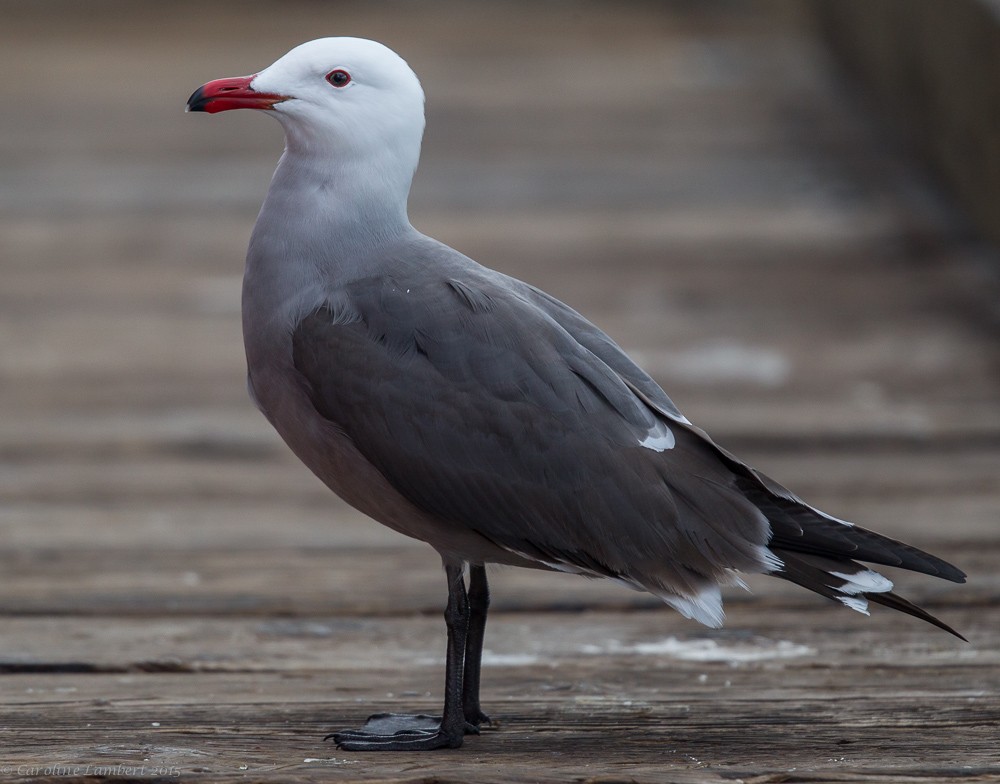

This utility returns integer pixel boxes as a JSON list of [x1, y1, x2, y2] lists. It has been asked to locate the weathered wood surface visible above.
[[1, 1, 999, 782]]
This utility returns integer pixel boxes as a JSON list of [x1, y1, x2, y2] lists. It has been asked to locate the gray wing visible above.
[[517, 281, 689, 424], [519, 277, 965, 587], [291, 270, 773, 625]]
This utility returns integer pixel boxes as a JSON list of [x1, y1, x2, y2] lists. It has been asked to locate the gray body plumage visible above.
[[202, 36, 963, 637], [245, 210, 962, 629]]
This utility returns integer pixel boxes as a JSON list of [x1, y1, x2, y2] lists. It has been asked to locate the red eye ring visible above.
[[326, 69, 351, 88]]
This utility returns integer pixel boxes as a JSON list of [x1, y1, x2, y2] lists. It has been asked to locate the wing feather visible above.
[[291, 271, 773, 602], [288, 257, 963, 633]]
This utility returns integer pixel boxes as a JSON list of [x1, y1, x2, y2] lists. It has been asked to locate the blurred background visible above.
[[2, 0, 996, 577], [0, 0, 998, 774]]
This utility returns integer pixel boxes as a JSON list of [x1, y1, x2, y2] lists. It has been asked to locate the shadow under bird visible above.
[[186, 37, 966, 751]]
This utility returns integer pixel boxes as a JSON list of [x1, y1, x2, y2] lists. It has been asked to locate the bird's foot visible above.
[[464, 708, 493, 729], [326, 712, 476, 751]]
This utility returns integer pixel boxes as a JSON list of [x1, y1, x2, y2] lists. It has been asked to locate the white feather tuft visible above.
[[724, 569, 751, 591], [838, 595, 871, 615], [758, 546, 784, 573], [656, 584, 725, 628], [829, 568, 893, 595]]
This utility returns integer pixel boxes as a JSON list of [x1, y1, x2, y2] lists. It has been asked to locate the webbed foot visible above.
[[326, 712, 477, 751]]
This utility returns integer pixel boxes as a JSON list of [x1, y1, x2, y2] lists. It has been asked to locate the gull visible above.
[[187, 37, 966, 751]]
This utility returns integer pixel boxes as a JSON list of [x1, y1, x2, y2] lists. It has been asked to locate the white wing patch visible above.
[[827, 568, 892, 615], [829, 568, 893, 595], [639, 420, 675, 451]]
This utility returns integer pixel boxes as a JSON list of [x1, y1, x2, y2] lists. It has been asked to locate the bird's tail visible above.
[[734, 473, 967, 640], [769, 548, 967, 640]]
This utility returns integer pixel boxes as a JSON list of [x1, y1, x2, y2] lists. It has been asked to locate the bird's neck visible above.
[[260, 142, 417, 256], [243, 142, 421, 342]]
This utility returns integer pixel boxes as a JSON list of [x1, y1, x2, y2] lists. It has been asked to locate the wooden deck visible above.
[[2, 2, 999, 782]]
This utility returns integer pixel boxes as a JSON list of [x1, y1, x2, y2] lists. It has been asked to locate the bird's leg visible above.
[[462, 563, 491, 728], [330, 563, 474, 751]]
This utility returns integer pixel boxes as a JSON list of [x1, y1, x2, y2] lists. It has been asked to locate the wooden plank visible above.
[[0, 609, 997, 782], [0, 606, 995, 674], [0, 540, 991, 618]]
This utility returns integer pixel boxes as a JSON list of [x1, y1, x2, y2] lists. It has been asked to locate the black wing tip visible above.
[[918, 558, 966, 585], [771, 550, 967, 641], [769, 515, 968, 586], [865, 590, 968, 642]]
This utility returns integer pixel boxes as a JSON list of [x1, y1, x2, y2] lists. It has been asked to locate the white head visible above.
[[188, 38, 426, 204]]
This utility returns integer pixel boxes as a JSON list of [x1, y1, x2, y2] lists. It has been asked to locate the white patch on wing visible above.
[[829, 569, 893, 595], [639, 420, 675, 451], [838, 595, 871, 615]]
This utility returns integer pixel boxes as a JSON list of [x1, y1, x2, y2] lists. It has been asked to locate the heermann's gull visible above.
[[186, 38, 966, 751]]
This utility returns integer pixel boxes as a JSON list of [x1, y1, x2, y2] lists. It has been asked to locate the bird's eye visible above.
[[326, 69, 352, 88]]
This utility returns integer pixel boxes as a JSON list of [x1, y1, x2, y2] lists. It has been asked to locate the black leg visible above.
[[330, 563, 474, 751], [462, 564, 491, 727]]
